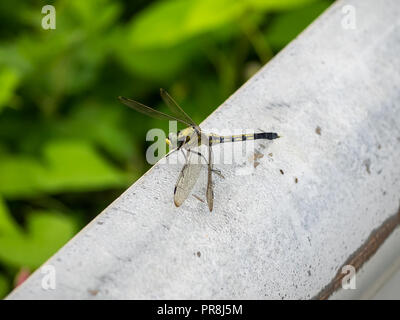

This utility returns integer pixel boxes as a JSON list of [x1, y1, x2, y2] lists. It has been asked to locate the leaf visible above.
[[0, 140, 128, 199], [0, 44, 32, 76], [265, 0, 332, 50], [0, 209, 77, 268], [127, 0, 194, 49], [0, 196, 21, 236], [184, 0, 245, 38], [55, 102, 136, 162], [116, 0, 326, 80], [115, 0, 244, 80], [126, 0, 244, 50], [115, 39, 200, 81], [0, 66, 20, 111], [39, 140, 129, 193], [0, 156, 45, 198], [249, 0, 320, 10], [125, 0, 323, 51], [0, 197, 77, 271], [67, 0, 121, 32], [0, 273, 9, 299]]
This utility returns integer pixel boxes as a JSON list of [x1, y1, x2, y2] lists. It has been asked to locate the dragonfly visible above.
[[118, 89, 279, 211]]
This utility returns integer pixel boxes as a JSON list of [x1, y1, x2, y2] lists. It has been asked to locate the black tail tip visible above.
[[254, 132, 280, 140], [265, 132, 280, 140], [271, 132, 279, 139]]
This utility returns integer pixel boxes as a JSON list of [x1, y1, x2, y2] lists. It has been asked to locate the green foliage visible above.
[[0, 273, 8, 298], [265, 0, 332, 49], [0, 140, 127, 199], [0, 197, 77, 268], [0, 67, 20, 111], [126, 0, 244, 49], [0, 0, 332, 297], [249, 0, 319, 10]]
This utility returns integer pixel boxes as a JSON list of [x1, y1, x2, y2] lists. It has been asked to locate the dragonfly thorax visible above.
[[166, 127, 201, 149]]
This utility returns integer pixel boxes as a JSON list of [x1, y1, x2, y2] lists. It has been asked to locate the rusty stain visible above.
[[316, 126, 322, 135], [253, 151, 264, 168], [254, 151, 264, 161], [88, 289, 99, 296], [314, 207, 400, 300]]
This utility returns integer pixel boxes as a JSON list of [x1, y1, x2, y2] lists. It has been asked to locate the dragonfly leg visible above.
[[181, 148, 188, 162], [186, 149, 224, 178], [165, 148, 178, 158], [187, 149, 208, 164]]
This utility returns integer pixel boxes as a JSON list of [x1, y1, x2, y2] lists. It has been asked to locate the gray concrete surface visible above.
[[7, 0, 400, 299], [373, 267, 400, 300]]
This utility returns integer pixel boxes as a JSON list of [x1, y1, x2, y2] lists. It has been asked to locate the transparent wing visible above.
[[160, 89, 200, 129], [174, 150, 203, 207], [118, 96, 193, 127]]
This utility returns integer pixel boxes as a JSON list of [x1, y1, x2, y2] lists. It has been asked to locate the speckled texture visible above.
[[7, 0, 400, 299]]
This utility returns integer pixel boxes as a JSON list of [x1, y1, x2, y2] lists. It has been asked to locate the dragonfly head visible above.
[[165, 131, 190, 149], [166, 131, 185, 149], [166, 132, 177, 149], [167, 128, 196, 149]]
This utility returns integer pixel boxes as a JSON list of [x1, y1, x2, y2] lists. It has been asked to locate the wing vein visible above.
[[118, 96, 193, 127]]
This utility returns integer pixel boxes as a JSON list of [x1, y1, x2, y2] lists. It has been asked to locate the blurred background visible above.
[[0, 0, 333, 297]]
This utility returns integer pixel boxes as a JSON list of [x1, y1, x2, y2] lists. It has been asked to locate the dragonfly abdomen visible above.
[[254, 132, 279, 140], [209, 132, 279, 145]]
